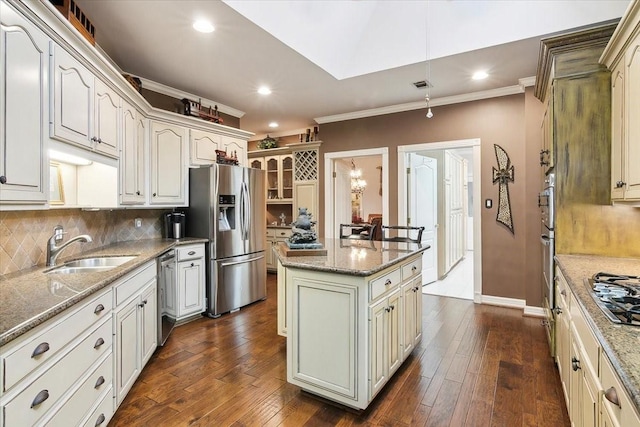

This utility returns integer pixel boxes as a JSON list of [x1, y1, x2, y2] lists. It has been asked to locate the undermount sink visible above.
[[47, 256, 137, 274]]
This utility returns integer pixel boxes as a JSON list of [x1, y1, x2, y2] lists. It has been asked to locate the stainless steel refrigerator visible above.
[[188, 164, 267, 317]]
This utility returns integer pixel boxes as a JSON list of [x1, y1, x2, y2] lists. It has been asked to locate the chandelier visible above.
[[350, 160, 367, 194]]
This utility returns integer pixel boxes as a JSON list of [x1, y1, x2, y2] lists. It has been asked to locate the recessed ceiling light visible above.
[[472, 71, 488, 80], [268, 122, 279, 128], [258, 86, 272, 95], [193, 20, 214, 33]]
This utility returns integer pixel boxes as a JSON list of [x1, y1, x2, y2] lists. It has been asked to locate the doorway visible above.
[[398, 139, 482, 303], [324, 148, 389, 239]]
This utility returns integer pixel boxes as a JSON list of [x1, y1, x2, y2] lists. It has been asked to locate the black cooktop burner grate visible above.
[[586, 272, 640, 326]]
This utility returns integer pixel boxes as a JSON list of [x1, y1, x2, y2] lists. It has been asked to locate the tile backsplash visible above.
[[0, 209, 170, 275]]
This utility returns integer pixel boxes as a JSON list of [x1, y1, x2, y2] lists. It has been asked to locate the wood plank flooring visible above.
[[109, 274, 569, 426]]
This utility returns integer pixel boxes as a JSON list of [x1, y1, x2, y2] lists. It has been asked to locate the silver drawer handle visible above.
[[95, 413, 106, 426], [31, 342, 50, 358], [188, 251, 196, 255], [384, 279, 392, 286], [94, 303, 105, 314], [31, 389, 49, 408], [95, 375, 105, 389], [94, 337, 105, 349]]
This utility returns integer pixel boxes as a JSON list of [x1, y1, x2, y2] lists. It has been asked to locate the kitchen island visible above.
[[274, 238, 429, 410]]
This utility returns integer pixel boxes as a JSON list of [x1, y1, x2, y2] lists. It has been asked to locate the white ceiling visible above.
[[74, 0, 630, 137]]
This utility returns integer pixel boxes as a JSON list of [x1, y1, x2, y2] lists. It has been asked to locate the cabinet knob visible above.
[[136, 191, 141, 195], [0, 175, 6, 184], [553, 307, 562, 315], [571, 356, 581, 371], [94, 303, 105, 314], [604, 387, 620, 407], [31, 389, 49, 408], [411, 266, 417, 272], [190, 262, 194, 267], [615, 181, 626, 188], [560, 290, 566, 297], [384, 279, 392, 286], [91, 137, 98, 142], [94, 375, 105, 389], [389, 304, 395, 311], [94, 337, 105, 349], [153, 193, 157, 197], [31, 342, 50, 358], [95, 413, 106, 426]]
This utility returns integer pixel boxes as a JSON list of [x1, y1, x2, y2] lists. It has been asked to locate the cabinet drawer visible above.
[[571, 304, 599, 372], [601, 353, 640, 427], [176, 244, 205, 261], [2, 289, 112, 393], [401, 257, 422, 281], [114, 261, 156, 306], [266, 229, 276, 238], [2, 318, 111, 427], [44, 353, 113, 427], [81, 387, 113, 427], [369, 268, 401, 302], [556, 269, 571, 314], [273, 229, 292, 239]]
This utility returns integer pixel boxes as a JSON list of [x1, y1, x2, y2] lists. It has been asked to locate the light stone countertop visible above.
[[0, 237, 208, 347], [555, 254, 640, 413], [274, 238, 429, 276]]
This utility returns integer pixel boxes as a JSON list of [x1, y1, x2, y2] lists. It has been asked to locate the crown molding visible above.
[[315, 84, 525, 124], [137, 77, 246, 118], [519, 76, 536, 87]]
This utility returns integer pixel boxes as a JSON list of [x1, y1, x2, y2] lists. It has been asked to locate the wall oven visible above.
[[539, 172, 555, 355]]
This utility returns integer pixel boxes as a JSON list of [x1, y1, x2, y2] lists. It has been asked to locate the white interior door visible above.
[[333, 159, 352, 237], [408, 154, 438, 284]]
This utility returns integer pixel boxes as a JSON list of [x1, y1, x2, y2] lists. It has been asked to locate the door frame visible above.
[[398, 139, 482, 303], [324, 147, 389, 239]]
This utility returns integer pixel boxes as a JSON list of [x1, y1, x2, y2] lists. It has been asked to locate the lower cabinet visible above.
[[113, 261, 158, 406], [0, 288, 113, 427], [267, 228, 291, 272], [175, 244, 205, 319], [285, 253, 423, 410]]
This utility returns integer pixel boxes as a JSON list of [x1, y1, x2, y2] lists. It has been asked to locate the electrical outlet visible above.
[[134, 218, 142, 228]]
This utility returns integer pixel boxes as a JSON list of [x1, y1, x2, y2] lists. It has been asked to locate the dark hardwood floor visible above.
[[109, 274, 570, 426]]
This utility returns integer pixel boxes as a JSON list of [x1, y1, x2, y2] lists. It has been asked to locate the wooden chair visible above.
[[339, 223, 377, 241], [381, 225, 425, 243]]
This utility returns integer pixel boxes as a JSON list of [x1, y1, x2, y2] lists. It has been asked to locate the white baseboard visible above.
[[481, 295, 525, 309], [480, 295, 545, 317], [524, 306, 546, 317]]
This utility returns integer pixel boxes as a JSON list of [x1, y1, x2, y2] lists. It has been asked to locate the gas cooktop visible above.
[[585, 272, 640, 326]]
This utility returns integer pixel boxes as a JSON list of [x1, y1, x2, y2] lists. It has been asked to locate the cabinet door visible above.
[[265, 156, 280, 201], [114, 298, 140, 405], [611, 59, 625, 200], [222, 135, 247, 167], [401, 281, 416, 359], [162, 262, 177, 317], [387, 289, 402, 376], [265, 238, 275, 270], [0, 5, 48, 204], [250, 157, 265, 170], [140, 282, 158, 366], [624, 33, 640, 200], [149, 120, 186, 205], [51, 44, 93, 148], [93, 79, 119, 157], [281, 155, 293, 200], [190, 129, 221, 165], [369, 297, 388, 398], [177, 259, 204, 318], [120, 102, 146, 204]]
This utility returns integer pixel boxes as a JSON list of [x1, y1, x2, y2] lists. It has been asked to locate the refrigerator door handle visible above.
[[219, 254, 265, 268], [240, 182, 247, 240], [244, 181, 251, 239]]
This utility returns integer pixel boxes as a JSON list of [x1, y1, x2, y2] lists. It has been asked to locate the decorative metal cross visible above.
[[492, 144, 515, 234]]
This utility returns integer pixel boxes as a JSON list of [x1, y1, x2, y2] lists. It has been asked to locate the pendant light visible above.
[[425, 1, 433, 119]]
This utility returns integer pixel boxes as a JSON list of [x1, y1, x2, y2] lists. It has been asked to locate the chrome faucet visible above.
[[46, 225, 93, 267]]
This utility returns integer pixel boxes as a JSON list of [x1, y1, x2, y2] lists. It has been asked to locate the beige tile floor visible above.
[[422, 250, 474, 300]]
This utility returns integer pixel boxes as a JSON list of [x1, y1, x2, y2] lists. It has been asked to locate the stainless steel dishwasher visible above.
[[158, 249, 176, 345]]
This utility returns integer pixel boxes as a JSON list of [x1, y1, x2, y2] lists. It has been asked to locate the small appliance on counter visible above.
[[164, 212, 186, 239]]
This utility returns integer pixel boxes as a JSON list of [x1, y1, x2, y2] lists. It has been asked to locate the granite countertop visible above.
[[274, 237, 429, 276], [0, 237, 208, 347], [555, 254, 640, 413]]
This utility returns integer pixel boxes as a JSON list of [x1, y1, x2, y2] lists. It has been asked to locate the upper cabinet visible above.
[[0, 2, 48, 205], [150, 120, 187, 206], [265, 154, 293, 202], [601, 1, 640, 204], [120, 101, 146, 205], [190, 129, 221, 166], [93, 79, 120, 157], [221, 135, 247, 167]]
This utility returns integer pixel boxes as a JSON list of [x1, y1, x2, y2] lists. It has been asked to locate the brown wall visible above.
[[316, 91, 544, 304]]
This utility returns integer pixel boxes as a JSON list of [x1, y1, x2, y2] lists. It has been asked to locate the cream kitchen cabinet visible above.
[[369, 287, 402, 399], [149, 120, 188, 206], [556, 270, 572, 405], [222, 135, 247, 167], [0, 288, 113, 427], [601, 2, 640, 204], [175, 244, 205, 320], [250, 157, 265, 170], [189, 129, 221, 166], [113, 261, 157, 406], [120, 101, 146, 205], [266, 155, 293, 202], [267, 227, 292, 272], [51, 45, 120, 159], [292, 144, 320, 226], [601, 352, 640, 427], [0, 2, 48, 205]]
